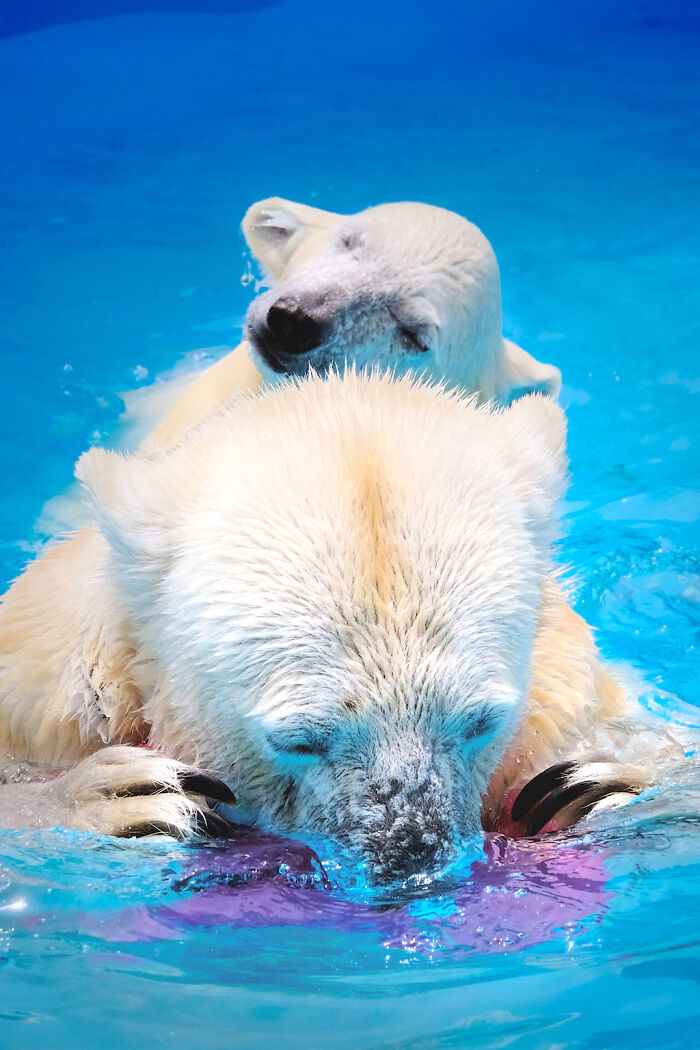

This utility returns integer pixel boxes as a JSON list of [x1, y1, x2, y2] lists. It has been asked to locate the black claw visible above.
[[194, 809, 238, 839], [117, 821, 186, 839], [511, 761, 577, 822], [178, 771, 237, 806], [114, 782, 172, 798], [575, 781, 639, 818], [526, 780, 597, 836]]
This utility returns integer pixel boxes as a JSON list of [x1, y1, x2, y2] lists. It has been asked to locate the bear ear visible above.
[[242, 197, 341, 282], [500, 393, 568, 542], [75, 447, 175, 560], [495, 340, 562, 404]]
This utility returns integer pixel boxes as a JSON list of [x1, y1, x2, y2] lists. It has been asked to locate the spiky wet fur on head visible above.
[[77, 370, 567, 880]]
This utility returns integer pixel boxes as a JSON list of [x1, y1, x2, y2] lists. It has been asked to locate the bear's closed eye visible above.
[[398, 326, 430, 354], [267, 735, 330, 758], [463, 714, 496, 742]]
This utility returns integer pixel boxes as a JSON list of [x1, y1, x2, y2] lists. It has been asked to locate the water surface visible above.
[[1, 2, 699, 1047]]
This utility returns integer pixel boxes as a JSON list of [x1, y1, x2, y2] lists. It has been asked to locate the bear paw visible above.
[[510, 759, 647, 836], [54, 745, 237, 839]]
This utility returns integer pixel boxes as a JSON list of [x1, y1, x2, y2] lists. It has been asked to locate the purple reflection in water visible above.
[[91, 827, 610, 955]]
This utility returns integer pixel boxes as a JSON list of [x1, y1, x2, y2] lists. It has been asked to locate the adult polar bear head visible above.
[[77, 372, 567, 881], [243, 198, 561, 404]]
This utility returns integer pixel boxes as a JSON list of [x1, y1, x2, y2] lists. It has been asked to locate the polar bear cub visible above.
[[147, 198, 561, 451], [0, 373, 642, 879]]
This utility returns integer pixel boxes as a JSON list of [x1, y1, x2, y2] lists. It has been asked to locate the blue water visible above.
[[1, 1, 700, 1046]]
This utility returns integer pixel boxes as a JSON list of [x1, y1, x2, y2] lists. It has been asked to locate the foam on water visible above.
[[1, 2, 699, 1047]]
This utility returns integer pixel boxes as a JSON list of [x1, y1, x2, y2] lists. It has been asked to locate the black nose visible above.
[[266, 301, 323, 357]]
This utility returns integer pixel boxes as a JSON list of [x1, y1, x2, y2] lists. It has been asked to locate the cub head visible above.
[[243, 197, 561, 404], [77, 374, 566, 882]]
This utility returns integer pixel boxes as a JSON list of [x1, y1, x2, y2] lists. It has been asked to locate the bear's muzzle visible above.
[[362, 767, 458, 882]]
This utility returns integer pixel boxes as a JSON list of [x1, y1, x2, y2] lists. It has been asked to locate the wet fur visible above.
[[0, 374, 653, 873]]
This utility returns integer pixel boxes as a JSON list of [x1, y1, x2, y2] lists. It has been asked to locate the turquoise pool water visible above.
[[1, 2, 699, 1047]]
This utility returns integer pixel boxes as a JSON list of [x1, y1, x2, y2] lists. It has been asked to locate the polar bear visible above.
[[0, 373, 649, 879], [36, 198, 562, 541], [145, 198, 561, 451]]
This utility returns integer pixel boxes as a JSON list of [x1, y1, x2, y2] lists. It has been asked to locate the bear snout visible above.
[[363, 776, 457, 882]]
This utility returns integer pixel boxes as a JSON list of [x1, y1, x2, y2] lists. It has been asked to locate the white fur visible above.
[[145, 199, 561, 453], [1, 374, 662, 875], [36, 198, 561, 543], [0, 747, 200, 837], [86, 374, 568, 872], [243, 199, 561, 402]]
